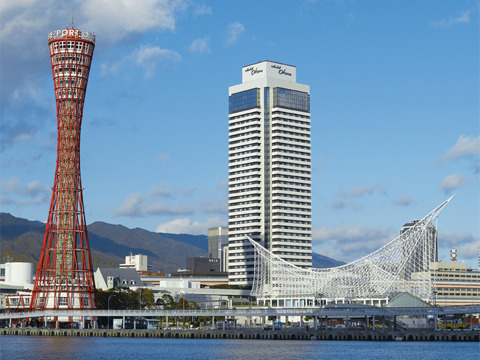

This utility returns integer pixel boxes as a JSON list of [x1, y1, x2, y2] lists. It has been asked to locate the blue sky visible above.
[[1, 0, 478, 268]]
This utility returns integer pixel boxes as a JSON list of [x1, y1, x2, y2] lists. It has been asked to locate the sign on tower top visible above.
[[48, 29, 95, 43], [242, 60, 296, 83]]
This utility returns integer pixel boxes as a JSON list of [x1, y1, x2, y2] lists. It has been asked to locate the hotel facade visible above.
[[228, 61, 312, 286]]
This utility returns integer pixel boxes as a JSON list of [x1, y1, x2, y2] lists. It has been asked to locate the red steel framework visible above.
[[29, 28, 97, 312]]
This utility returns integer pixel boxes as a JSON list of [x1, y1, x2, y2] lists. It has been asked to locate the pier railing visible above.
[[1, 304, 480, 321]]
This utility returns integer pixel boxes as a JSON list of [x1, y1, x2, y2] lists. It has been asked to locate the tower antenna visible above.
[[72, 9, 74, 28]]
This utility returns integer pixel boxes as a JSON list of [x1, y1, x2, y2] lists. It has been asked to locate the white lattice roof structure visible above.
[[249, 197, 453, 302]]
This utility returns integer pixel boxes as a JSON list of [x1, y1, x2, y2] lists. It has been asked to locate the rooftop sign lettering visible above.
[[242, 61, 296, 83], [271, 64, 292, 76], [48, 29, 96, 43], [244, 66, 263, 75]]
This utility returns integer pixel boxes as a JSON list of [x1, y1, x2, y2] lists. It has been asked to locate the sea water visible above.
[[0, 336, 478, 360]]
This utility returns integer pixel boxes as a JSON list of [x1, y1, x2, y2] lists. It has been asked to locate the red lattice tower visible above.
[[30, 28, 96, 312]]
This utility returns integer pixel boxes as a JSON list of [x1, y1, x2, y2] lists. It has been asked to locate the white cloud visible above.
[[0, 1, 187, 50], [331, 199, 348, 209], [432, 10, 471, 27], [21, 181, 48, 196], [0, 176, 49, 206], [438, 231, 479, 265], [115, 193, 144, 217], [0, 0, 187, 108], [215, 179, 228, 191], [154, 154, 171, 164], [149, 184, 195, 198], [340, 183, 385, 198], [202, 200, 228, 214], [439, 174, 467, 194], [144, 202, 194, 216], [0, 118, 39, 151], [81, 0, 187, 43], [10, 78, 43, 102], [193, 3, 212, 17], [134, 44, 181, 78], [101, 44, 181, 79], [333, 184, 386, 209], [312, 155, 326, 171], [115, 191, 195, 217], [312, 225, 395, 263], [2, 177, 22, 194], [189, 36, 211, 53], [394, 195, 414, 206], [183, 186, 196, 197], [155, 216, 225, 234], [150, 185, 174, 198], [440, 134, 480, 161], [227, 22, 245, 44], [1, 176, 48, 196], [100, 60, 126, 76], [0, 0, 59, 50]]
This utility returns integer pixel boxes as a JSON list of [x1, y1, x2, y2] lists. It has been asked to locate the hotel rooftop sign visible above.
[[242, 61, 296, 83]]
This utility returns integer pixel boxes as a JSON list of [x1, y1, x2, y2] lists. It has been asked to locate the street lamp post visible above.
[[108, 295, 116, 330]]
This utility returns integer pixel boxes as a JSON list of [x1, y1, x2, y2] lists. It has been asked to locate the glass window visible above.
[[229, 88, 260, 114], [273, 88, 310, 112], [264, 87, 270, 111]]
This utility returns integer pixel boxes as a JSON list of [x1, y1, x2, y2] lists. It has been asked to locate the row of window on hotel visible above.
[[229, 88, 310, 114]]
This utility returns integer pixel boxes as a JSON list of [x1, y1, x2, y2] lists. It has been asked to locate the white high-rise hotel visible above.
[[228, 61, 312, 286]]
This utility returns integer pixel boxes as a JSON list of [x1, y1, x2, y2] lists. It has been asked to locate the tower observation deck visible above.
[[30, 28, 96, 312]]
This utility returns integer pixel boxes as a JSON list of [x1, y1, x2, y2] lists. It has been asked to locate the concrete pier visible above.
[[1, 328, 478, 342]]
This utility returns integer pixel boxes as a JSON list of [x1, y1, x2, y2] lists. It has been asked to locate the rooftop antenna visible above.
[[72, 9, 74, 29]]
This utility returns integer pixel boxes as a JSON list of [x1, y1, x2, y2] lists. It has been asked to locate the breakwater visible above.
[[1, 328, 478, 342]]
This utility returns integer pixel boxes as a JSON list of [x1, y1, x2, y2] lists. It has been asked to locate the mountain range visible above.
[[0, 213, 344, 272]]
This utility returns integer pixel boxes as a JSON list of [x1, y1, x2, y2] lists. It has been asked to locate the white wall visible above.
[[5, 262, 33, 286]]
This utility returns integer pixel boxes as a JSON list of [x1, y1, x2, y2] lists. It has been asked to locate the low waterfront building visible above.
[[94, 268, 143, 290]]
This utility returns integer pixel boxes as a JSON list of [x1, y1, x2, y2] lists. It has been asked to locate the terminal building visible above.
[[412, 261, 480, 306], [228, 61, 312, 286]]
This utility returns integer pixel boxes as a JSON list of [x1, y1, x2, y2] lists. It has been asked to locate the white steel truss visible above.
[[250, 197, 453, 302]]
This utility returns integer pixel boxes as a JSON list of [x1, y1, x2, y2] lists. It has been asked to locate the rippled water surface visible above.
[[0, 336, 478, 360]]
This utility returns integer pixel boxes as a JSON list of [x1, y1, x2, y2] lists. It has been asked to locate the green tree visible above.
[[159, 294, 177, 309], [187, 300, 200, 310], [177, 297, 188, 310], [96, 287, 146, 310], [136, 288, 155, 309]]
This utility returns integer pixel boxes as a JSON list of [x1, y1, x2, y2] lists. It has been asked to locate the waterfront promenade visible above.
[[2, 304, 479, 322], [1, 305, 479, 342]]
